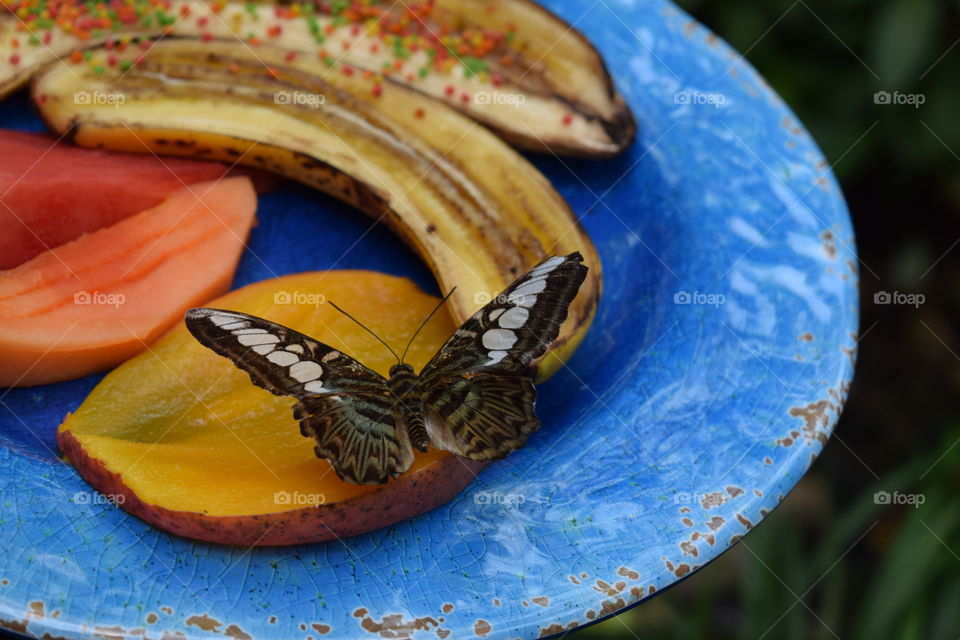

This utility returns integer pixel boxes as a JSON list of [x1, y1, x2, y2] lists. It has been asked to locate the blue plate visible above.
[[0, 0, 857, 638]]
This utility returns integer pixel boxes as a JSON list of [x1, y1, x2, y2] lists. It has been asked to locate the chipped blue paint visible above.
[[0, 0, 857, 638]]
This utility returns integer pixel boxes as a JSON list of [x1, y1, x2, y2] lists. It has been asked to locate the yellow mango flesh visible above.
[[59, 271, 456, 516]]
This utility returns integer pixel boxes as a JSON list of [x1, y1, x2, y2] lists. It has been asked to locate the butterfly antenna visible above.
[[401, 287, 457, 364], [328, 300, 401, 364]]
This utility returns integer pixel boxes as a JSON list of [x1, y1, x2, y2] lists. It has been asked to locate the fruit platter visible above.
[[0, 0, 857, 637]]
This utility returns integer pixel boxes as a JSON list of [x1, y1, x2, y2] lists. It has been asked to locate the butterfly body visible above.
[[386, 363, 430, 452], [185, 252, 588, 485]]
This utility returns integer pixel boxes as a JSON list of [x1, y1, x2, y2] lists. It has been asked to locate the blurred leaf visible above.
[[868, 0, 939, 87], [930, 579, 960, 639], [740, 524, 780, 640], [856, 501, 959, 636], [781, 524, 808, 640], [816, 558, 845, 640], [900, 603, 927, 640]]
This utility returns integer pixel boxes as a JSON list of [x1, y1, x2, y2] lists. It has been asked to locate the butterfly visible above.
[[184, 252, 588, 485]]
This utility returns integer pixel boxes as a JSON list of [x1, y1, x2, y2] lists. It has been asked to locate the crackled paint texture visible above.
[[0, 0, 857, 638]]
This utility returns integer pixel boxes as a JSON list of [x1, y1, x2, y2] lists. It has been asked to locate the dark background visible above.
[[574, 0, 960, 638]]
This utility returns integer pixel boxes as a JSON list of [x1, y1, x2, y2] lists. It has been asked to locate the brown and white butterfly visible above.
[[185, 252, 588, 485]]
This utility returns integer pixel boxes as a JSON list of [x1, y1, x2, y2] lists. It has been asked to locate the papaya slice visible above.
[[57, 271, 486, 546], [0, 176, 257, 387]]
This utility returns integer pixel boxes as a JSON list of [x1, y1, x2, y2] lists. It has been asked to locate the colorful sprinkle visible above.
[[2, 0, 518, 90]]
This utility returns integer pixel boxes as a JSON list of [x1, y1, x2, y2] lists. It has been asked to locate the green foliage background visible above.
[[572, 0, 960, 637]]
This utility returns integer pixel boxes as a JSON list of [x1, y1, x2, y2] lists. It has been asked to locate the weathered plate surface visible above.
[[0, 0, 857, 638]]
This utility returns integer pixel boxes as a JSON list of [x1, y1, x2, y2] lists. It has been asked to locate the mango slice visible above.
[[58, 271, 486, 545]]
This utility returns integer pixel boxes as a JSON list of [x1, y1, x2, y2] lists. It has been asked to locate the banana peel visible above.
[[32, 39, 601, 378], [2, 0, 635, 157]]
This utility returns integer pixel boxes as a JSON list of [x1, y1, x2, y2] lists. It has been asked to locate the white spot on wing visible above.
[[252, 344, 274, 355], [210, 314, 236, 326], [486, 350, 507, 365], [488, 308, 505, 321], [498, 306, 529, 329], [238, 333, 280, 346], [529, 256, 564, 275], [221, 321, 249, 330], [321, 351, 340, 362], [482, 328, 517, 350], [267, 351, 299, 366], [510, 294, 537, 308], [285, 344, 305, 354], [303, 380, 325, 394], [290, 360, 323, 382], [510, 278, 548, 298], [232, 328, 268, 335]]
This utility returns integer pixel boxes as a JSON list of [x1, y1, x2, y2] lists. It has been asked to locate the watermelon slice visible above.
[[0, 176, 257, 387], [0, 130, 269, 269]]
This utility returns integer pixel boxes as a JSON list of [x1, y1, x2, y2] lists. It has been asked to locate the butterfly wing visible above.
[[418, 252, 588, 459], [184, 308, 413, 484], [293, 394, 415, 485], [422, 373, 539, 460], [420, 252, 589, 377]]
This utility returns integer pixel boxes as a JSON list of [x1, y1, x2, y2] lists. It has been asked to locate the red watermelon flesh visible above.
[[0, 129, 264, 269]]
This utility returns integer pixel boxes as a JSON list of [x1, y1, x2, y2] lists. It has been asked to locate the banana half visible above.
[[32, 39, 602, 378], [3, 0, 635, 157]]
